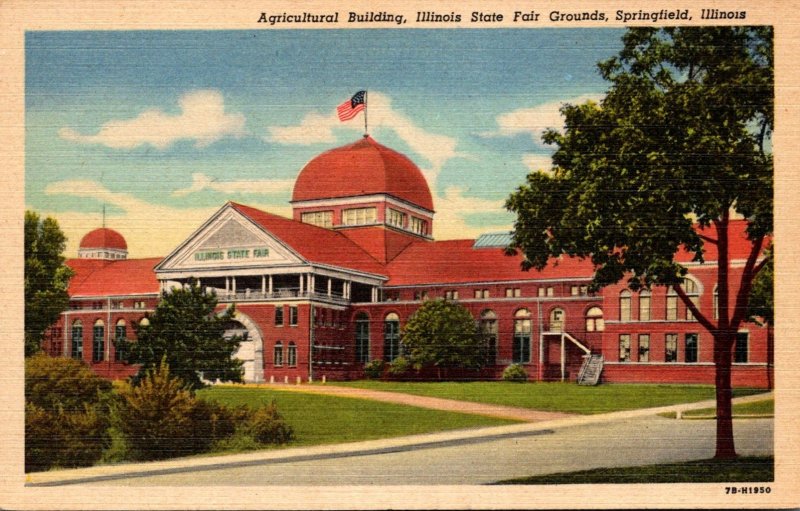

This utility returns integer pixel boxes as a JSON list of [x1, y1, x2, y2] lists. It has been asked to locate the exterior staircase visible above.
[[577, 354, 604, 386]]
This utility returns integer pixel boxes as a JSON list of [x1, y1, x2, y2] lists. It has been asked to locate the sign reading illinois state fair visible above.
[[194, 247, 270, 262]]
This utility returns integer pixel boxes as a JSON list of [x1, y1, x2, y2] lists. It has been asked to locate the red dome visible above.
[[79, 228, 127, 250], [292, 136, 434, 211]]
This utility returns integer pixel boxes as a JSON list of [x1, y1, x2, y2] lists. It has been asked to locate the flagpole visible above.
[[364, 90, 368, 136]]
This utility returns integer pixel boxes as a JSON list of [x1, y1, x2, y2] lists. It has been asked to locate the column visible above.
[[268, 275, 273, 295], [328, 278, 332, 298], [560, 333, 566, 382], [232, 276, 237, 295], [225, 277, 230, 295], [261, 275, 266, 295], [299, 274, 304, 295]]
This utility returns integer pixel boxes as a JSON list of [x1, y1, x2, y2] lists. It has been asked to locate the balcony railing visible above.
[[214, 287, 349, 305]]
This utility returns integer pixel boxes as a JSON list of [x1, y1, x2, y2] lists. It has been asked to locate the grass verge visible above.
[[333, 381, 766, 414], [198, 385, 519, 449], [659, 398, 774, 419], [495, 456, 774, 484]]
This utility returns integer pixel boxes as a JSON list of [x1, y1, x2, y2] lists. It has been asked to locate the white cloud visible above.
[[44, 180, 290, 257], [433, 186, 512, 240], [265, 92, 463, 185], [488, 94, 604, 147], [171, 173, 294, 197], [59, 90, 246, 150]]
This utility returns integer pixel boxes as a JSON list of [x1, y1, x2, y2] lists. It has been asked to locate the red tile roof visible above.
[[67, 258, 161, 297], [675, 219, 767, 263], [291, 136, 434, 212], [79, 227, 127, 250], [230, 203, 387, 277]]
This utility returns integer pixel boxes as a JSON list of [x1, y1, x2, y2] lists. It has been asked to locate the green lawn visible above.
[[332, 381, 767, 415], [198, 386, 518, 448], [495, 456, 774, 484], [683, 398, 774, 418]]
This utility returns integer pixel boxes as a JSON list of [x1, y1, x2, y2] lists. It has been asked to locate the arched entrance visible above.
[[223, 312, 264, 383]]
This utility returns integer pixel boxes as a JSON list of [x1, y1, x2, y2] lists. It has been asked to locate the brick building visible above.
[[44, 136, 773, 387]]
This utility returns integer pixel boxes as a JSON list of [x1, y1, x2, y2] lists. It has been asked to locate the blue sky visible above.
[[26, 29, 624, 256]]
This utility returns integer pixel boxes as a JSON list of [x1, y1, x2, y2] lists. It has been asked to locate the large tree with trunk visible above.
[[506, 27, 772, 459]]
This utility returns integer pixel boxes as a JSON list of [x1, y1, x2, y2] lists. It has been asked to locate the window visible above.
[[683, 278, 700, 320], [619, 334, 631, 362], [301, 210, 333, 228], [665, 334, 678, 362], [513, 309, 532, 363], [685, 333, 699, 363], [289, 306, 298, 326], [638, 334, 650, 362], [287, 342, 297, 367], [619, 290, 632, 322], [474, 289, 489, 299], [666, 288, 678, 320], [274, 342, 283, 366], [538, 288, 545, 297], [549, 308, 564, 332], [735, 332, 749, 363], [414, 291, 429, 301], [92, 320, 105, 362], [639, 290, 651, 321], [505, 288, 521, 298], [115, 320, 127, 362], [410, 217, 428, 235], [71, 320, 83, 360], [585, 307, 604, 332], [355, 312, 370, 363], [445, 290, 459, 300], [275, 306, 284, 326], [480, 310, 498, 366], [387, 208, 406, 228], [139, 317, 150, 327], [546, 287, 554, 297], [383, 313, 401, 362], [713, 285, 719, 320], [580, 285, 588, 295], [134, 301, 146, 309], [342, 207, 377, 226], [570, 286, 579, 296]]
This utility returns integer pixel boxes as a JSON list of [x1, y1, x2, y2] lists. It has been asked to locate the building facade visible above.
[[43, 136, 774, 388]]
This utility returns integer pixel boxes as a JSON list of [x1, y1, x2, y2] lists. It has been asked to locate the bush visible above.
[[25, 354, 112, 472], [240, 401, 294, 445], [387, 356, 411, 377], [502, 364, 529, 382], [363, 360, 384, 379]]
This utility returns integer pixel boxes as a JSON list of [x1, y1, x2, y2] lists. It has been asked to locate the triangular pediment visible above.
[[156, 204, 304, 272]]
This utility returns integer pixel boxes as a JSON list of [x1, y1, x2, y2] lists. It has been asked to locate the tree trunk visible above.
[[714, 332, 737, 459]]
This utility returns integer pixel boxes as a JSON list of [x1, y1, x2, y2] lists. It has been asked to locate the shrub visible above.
[[363, 360, 384, 379], [387, 356, 411, 377], [25, 354, 112, 472], [190, 399, 252, 452], [502, 364, 529, 382], [240, 401, 294, 445]]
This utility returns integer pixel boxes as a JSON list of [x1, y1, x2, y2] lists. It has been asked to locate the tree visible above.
[[747, 246, 773, 325], [24, 211, 74, 356], [120, 280, 243, 389], [506, 27, 772, 459], [400, 299, 485, 379]]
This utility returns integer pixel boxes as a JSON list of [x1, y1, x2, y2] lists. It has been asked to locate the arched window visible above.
[[355, 312, 370, 364], [92, 320, 105, 362], [139, 317, 150, 327], [585, 307, 604, 332], [383, 313, 401, 362], [549, 308, 565, 332], [287, 342, 297, 367], [71, 320, 83, 360], [513, 309, 532, 363], [619, 290, 632, 322], [115, 319, 127, 362], [639, 290, 651, 321], [480, 310, 498, 366], [274, 342, 284, 366], [683, 277, 701, 320]]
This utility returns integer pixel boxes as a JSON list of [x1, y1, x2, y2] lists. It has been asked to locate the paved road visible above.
[[77, 415, 772, 486]]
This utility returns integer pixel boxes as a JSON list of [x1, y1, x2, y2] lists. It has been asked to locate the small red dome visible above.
[[292, 136, 434, 212], [79, 228, 127, 250]]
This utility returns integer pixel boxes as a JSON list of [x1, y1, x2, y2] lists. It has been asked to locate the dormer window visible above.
[[387, 208, 406, 228], [301, 210, 333, 228], [343, 207, 377, 226], [410, 217, 428, 235]]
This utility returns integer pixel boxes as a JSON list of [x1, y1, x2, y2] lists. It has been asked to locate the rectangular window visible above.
[[506, 288, 513, 298], [619, 334, 631, 362], [546, 287, 554, 297], [666, 295, 678, 320], [580, 285, 588, 295], [387, 208, 406, 228], [410, 217, 428, 235], [620, 295, 631, 322], [355, 319, 370, 363], [115, 325, 127, 362], [474, 289, 489, 299], [686, 296, 699, 321], [513, 320, 531, 364], [71, 326, 83, 359], [538, 288, 545, 297], [638, 334, 650, 362], [665, 334, 678, 362], [685, 333, 699, 363], [735, 332, 749, 363], [639, 294, 651, 321], [342, 207, 377, 226], [275, 306, 284, 326], [274, 344, 283, 366], [287, 344, 297, 367], [301, 210, 333, 228], [571, 286, 579, 296], [505, 288, 521, 298], [445, 290, 459, 300], [289, 306, 298, 326], [92, 325, 104, 362]]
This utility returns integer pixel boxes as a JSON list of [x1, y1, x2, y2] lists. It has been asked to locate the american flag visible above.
[[337, 91, 366, 122]]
